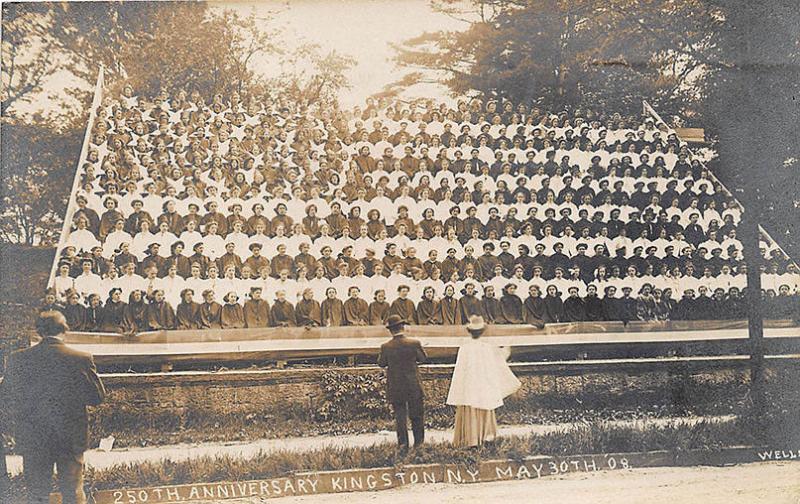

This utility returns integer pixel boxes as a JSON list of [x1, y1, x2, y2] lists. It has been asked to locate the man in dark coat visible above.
[[693, 286, 715, 319], [673, 289, 698, 320], [243, 286, 271, 328], [619, 286, 638, 324], [198, 289, 223, 329], [456, 283, 484, 324], [270, 290, 296, 327], [523, 285, 547, 327], [481, 285, 503, 323], [583, 284, 606, 321], [499, 283, 524, 324], [601, 286, 622, 321], [368, 290, 390, 325], [387, 285, 418, 324], [146, 289, 176, 330], [377, 315, 428, 450], [0, 311, 105, 504], [176, 288, 201, 329], [343, 286, 370, 326], [562, 286, 587, 322]]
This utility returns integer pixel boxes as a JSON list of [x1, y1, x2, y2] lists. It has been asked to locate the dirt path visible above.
[[5, 416, 732, 476], [208, 461, 800, 504]]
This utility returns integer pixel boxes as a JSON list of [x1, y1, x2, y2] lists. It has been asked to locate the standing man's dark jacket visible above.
[[377, 323, 428, 448], [0, 337, 106, 456], [378, 334, 427, 403]]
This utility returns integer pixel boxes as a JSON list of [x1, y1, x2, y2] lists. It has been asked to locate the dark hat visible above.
[[385, 314, 406, 331], [249, 242, 263, 251]]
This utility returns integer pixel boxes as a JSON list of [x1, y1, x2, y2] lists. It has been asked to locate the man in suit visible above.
[[0, 311, 106, 504], [377, 315, 428, 450]]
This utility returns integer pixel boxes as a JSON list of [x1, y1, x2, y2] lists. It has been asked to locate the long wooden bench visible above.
[[46, 320, 800, 371]]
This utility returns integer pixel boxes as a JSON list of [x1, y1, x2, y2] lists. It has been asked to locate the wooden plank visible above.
[[56, 321, 799, 369], [79, 339, 800, 368], [96, 355, 800, 386], [58, 319, 799, 346], [674, 127, 705, 143]]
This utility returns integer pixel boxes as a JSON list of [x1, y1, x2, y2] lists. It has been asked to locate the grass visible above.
[[71, 414, 797, 492]]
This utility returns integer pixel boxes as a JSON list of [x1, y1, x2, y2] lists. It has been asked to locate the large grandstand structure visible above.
[[45, 67, 799, 344]]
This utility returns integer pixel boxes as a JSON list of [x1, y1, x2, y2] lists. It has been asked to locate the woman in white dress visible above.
[[446, 315, 521, 447]]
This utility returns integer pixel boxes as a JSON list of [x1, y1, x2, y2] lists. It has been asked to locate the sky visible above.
[[222, 0, 467, 107]]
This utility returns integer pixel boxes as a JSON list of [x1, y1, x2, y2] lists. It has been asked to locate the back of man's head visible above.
[[36, 310, 69, 337]]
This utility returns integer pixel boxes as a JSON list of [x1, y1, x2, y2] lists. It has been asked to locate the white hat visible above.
[[466, 315, 486, 333]]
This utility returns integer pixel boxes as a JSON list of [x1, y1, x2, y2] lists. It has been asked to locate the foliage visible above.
[[0, 4, 62, 116], [0, 244, 53, 304], [271, 44, 356, 108], [701, 0, 800, 261], [394, 0, 722, 116], [2, 3, 355, 114], [0, 117, 83, 245], [2, 3, 283, 109], [315, 371, 391, 422]]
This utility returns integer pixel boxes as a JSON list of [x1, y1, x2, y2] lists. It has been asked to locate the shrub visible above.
[[315, 371, 390, 422]]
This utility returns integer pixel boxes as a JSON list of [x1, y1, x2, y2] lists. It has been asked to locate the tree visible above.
[[703, 0, 800, 262], [0, 115, 82, 245], [0, 4, 61, 116], [46, 3, 282, 100], [273, 44, 356, 108], [2, 3, 285, 113], [394, 0, 722, 116]]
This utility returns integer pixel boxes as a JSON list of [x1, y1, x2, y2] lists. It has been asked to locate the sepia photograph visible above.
[[1, 1, 798, 503]]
